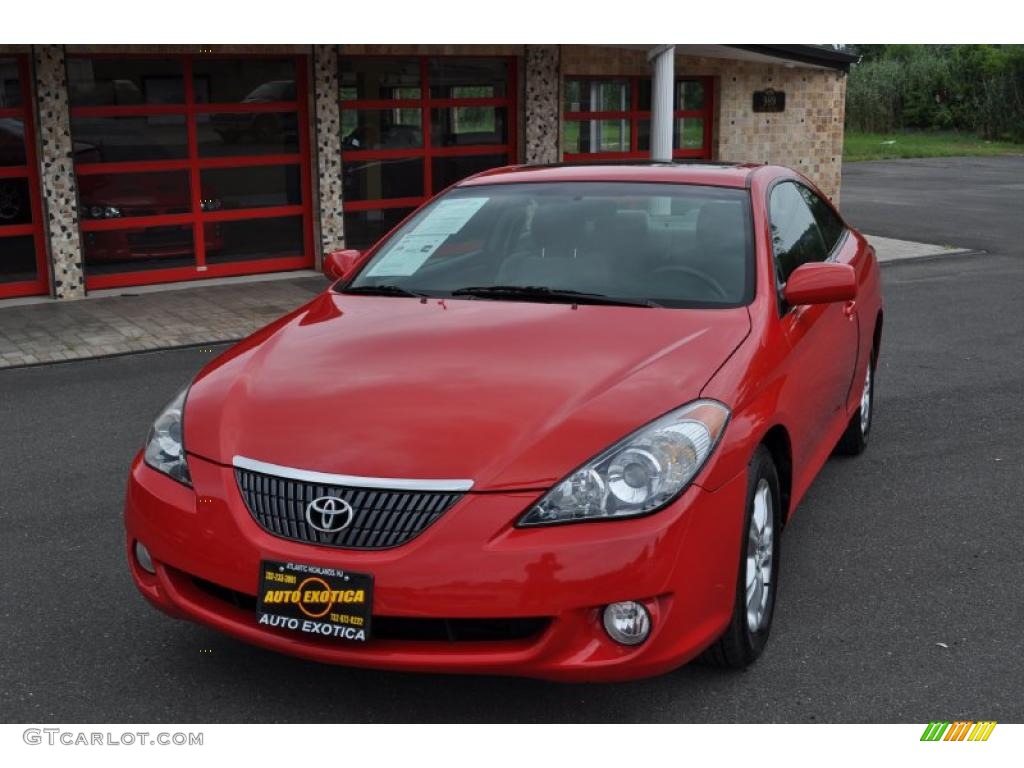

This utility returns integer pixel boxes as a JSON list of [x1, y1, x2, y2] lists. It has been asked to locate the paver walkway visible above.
[[0, 272, 327, 368]]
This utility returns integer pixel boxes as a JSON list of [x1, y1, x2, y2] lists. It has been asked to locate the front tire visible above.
[[703, 445, 782, 669]]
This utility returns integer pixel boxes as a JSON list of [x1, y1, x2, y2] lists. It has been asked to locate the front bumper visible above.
[[124, 452, 748, 682]]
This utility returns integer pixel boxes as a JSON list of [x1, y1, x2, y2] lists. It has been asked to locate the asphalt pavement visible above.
[[841, 156, 1024, 255], [0, 158, 1022, 723]]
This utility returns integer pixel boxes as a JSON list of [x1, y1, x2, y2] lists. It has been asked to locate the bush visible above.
[[845, 45, 1024, 142]]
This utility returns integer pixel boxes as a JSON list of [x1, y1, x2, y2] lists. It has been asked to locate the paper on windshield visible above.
[[365, 197, 488, 277]]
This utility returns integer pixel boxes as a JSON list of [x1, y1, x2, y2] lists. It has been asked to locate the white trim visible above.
[[232, 455, 474, 492]]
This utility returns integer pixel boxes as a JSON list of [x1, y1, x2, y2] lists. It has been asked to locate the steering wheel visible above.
[[651, 265, 730, 301]]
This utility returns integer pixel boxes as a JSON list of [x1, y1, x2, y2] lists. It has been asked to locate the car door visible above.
[[797, 183, 868, 407], [769, 181, 859, 472]]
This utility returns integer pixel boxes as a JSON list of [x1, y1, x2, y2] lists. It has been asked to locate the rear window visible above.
[[350, 181, 755, 308]]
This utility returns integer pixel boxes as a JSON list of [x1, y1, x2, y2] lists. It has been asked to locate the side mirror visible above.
[[783, 262, 856, 306], [323, 249, 362, 282]]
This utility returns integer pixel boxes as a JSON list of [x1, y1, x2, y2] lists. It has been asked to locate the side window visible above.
[[768, 181, 827, 283], [798, 186, 845, 254]]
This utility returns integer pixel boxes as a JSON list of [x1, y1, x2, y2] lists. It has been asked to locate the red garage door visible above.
[[339, 56, 517, 249], [0, 55, 49, 299], [66, 54, 315, 290]]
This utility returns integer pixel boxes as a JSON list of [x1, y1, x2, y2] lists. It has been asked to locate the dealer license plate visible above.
[[256, 560, 373, 643]]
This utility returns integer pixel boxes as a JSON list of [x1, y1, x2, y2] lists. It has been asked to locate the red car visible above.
[[125, 162, 882, 681], [78, 174, 225, 265]]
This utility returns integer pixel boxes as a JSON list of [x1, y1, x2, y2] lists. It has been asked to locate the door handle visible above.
[[843, 300, 857, 319]]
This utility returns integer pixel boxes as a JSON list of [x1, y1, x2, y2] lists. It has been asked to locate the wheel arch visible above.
[[872, 310, 884, 363], [759, 425, 793, 524]]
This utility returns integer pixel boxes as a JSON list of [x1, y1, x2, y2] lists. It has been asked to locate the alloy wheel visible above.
[[745, 478, 774, 633], [860, 361, 873, 435]]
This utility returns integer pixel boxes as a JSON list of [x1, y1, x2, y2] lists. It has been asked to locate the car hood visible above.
[[185, 292, 751, 491]]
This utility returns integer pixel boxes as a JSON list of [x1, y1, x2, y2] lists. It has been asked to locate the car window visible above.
[[347, 181, 755, 309], [798, 185, 845, 254], [769, 181, 828, 283]]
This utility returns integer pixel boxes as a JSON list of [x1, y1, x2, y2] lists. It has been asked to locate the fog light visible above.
[[134, 541, 155, 574], [602, 601, 651, 646]]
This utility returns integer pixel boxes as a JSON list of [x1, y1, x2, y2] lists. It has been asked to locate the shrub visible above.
[[845, 45, 1024, 142]]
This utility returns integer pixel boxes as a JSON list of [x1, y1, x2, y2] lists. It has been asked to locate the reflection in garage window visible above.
[[0, 177, 32, 226], [197, 112, 299, 157], [342, 208, 415, 251], [204, 216, 304, 264], [341, 109, 423, 151], [0, 235, 37, 284], [343, 157, 425, 201], [192, 59, 296, 104], [83, 224, 195, 275], [67, 58, 185, 106], [200, 165, 302, 210], [0, 58, 23, 108], [78, 171, 191, 219], [69, 116, 188, 163]]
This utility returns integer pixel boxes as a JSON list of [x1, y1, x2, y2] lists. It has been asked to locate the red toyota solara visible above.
[[125, 162, 882, 681]]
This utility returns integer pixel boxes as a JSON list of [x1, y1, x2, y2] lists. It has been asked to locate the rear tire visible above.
[[835, 356, 875, 456], [703, 445, 781, 669]]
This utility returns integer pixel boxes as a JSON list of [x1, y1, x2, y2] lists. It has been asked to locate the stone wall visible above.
[[717, 61, 846, 204], [524, 45, 560, 165]]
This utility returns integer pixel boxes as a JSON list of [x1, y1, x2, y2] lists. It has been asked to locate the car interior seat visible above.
[[496, 204, 612, 291]]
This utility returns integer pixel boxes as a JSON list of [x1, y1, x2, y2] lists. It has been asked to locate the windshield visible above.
[[346, 181, 754, 308]]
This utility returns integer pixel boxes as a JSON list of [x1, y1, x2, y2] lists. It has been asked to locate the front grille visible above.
[[191, 576, 550, 643], [235, 468, 464, 550]]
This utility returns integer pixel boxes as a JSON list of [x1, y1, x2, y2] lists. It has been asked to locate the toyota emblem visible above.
[[305, 495, 355, 534]]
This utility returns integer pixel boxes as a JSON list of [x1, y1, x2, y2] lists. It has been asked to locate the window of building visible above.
[[0, 55, 48, 298], [66, 55, 313, 289], [339, 56, 517, 250], [562, 75, 714, 161]]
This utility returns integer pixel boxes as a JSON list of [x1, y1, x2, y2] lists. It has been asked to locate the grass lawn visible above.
[[845, 131, 1024, 162]]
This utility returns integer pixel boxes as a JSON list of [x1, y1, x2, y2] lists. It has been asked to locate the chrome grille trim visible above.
[[232, 455, 474, 492]]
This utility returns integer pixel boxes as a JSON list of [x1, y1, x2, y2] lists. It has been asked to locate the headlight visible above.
[[517, 399, 729, 526], [143, 386, 192, 486]]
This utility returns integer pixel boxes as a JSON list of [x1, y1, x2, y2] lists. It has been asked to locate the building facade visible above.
[[0, 44, 854, 302]]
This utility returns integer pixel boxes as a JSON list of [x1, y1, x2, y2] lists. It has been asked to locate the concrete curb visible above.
[[878, 249, 987, 266]]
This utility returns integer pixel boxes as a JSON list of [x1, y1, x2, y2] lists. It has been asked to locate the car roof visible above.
[[457, 161, 768, 189]]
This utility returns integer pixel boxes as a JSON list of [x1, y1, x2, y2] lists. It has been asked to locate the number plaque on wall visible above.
[[753, 89, 786, 113]]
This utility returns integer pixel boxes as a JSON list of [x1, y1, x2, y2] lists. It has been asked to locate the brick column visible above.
[[524, 45, 560, 165], [313, 44, 345, 256], [33, 45, 85, 299], [826, 72, 847, 207]]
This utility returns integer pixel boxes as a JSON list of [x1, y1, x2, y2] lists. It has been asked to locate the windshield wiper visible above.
[[450, 285, 659, 308], [342, 284, 430, 299]]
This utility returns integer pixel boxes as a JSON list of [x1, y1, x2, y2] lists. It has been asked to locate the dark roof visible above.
[[728, 45, 860, 72]]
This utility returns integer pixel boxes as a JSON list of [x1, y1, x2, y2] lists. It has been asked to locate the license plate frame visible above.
[[256, 560, 373, 643]]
